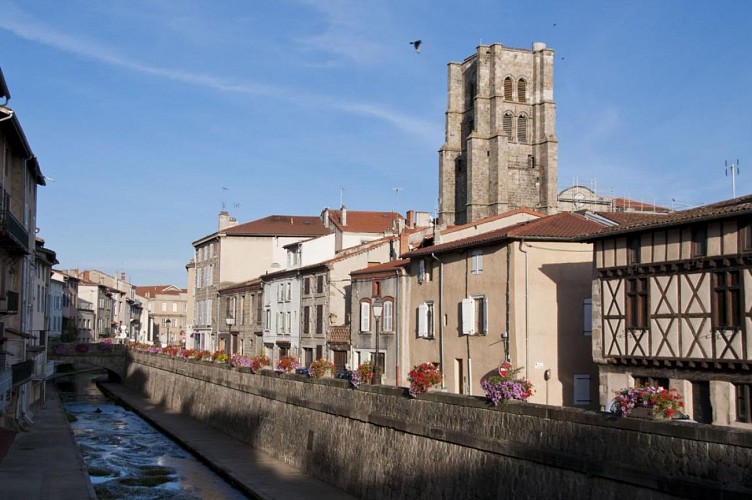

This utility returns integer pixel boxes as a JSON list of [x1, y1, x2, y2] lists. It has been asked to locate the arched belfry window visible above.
[[503, 112, 513, 138], [504, 77, 513, 101], [517, 114, 528, 143], [517, 79, 527, 102]]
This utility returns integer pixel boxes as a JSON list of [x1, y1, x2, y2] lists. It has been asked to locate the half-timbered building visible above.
[[588, 195, 752, 427]]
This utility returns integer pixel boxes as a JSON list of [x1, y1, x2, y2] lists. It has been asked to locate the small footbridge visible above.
[[49, 343, 128, 381]]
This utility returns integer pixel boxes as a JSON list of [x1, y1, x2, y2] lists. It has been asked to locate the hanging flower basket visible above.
[[481, 362, 534, 405], [277, 355, 300, 373], [407, 362, 443, 397], [612, 386, 684, 419], [308, 358, 335, 379], [250, 354, 272, 373]]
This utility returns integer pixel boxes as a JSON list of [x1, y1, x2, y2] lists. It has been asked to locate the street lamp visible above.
[[226, 316, 236, 354], [165, 318, 172, 346], [372, 298, 383, 385]]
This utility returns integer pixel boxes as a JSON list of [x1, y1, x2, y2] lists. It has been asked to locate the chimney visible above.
[[321, 208, 330, 229], [120, 272, 126, 282], [341, 205, 347, 226], [406, 210, 415, 229], [218, 211, 238, 231]]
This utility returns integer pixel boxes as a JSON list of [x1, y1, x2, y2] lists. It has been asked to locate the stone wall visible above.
[[125, 351, 752, 499]]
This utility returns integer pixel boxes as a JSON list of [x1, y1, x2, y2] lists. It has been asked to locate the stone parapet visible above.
[[126, 351, 752, 499]]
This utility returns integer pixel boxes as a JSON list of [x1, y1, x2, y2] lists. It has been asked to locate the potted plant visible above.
[[308, 358, 335, 379], [250, 354, 272, 373], [407, 362, 443, 397], [611, 385, 685, 419], [230, 354, 251, 370], [480, 362, 534, 405], [212, 350, 228, 363], [350, 361, 376, 387], [276, 355, 300, 373]]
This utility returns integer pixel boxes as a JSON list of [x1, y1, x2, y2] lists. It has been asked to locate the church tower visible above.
[[438, 42, 558, 226]]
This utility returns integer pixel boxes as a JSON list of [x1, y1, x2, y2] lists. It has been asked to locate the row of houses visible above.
[[178, 196, 752, 429]]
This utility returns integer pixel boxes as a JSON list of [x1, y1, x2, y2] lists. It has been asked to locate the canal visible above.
[[56, 371, 248, 499]]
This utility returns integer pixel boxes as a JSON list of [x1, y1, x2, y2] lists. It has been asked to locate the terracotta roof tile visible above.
[[403, 213, 603, 257], [441, 207, 544, 234], [135, 285, 182, 297], [328, 210, 402, 233], [225, 215, 329, 237], [350, 258, 410, 277], [587, 194, 752, 239]]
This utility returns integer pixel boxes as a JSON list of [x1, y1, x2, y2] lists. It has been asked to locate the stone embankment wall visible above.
[[125, 351, 752, 499]]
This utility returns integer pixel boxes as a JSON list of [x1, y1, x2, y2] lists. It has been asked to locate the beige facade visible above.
[[135, 285, 188, 347], [404, 213, 599, 407], [217, 279, 262, 356], [439, 42, 558, 226], [590, 195, 752, 427]]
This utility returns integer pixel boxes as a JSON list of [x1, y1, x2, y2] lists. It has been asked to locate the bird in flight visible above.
[[410, 40, 422, 53]]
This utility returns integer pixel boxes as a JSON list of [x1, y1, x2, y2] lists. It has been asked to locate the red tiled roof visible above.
[[441, 207, 544, 234], [328, 210, 402, 233], [135, 285, 182, 297], [350, 258, 410, 277], [587, 194, 752, 239], [611, 198, 670, 213], [403, 213, 603, 257], [225, 215, 329, 237], [594, 212, 669, 226]]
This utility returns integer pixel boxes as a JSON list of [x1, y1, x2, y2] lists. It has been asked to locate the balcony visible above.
[[11, 359, 32, 386], [0, 210, 29, 254]]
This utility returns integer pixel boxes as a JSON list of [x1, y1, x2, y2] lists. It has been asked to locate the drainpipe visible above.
[[431, 253, 445, 390], [518, 241, 529, 380], [394, 268, 401, 386]]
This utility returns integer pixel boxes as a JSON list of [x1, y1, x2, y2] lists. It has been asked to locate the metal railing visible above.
[[0, 209, 29, 252]]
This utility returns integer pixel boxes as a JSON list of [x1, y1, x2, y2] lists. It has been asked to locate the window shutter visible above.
[[360, 301, 370, 332], [383, 301, 393, 332], [583, 298, 592, 336], [418, 303, 428, 337], [461, 297, 474, 335], [574, 375, 591, 405], [483, 296, 488, 335]]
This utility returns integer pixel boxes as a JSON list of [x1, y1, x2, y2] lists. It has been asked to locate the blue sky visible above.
[[1, 0, 751, 287]]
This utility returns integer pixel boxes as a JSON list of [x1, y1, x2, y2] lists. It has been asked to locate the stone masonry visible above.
[[125, 351, 752, 499], [439, 42, 558, 226]]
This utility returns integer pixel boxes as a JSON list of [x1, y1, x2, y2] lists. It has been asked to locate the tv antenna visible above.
[[393, 187, 402, 212], [339, 186, 346, 208], [725, 159, 740, 198]]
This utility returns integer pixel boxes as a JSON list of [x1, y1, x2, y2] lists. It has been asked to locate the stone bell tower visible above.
[[438, 42, 558, 226]]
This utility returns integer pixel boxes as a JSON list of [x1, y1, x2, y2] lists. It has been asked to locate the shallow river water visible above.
[[57, 373, 248, 499]]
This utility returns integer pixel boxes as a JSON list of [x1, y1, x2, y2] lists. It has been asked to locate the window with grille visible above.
[[504, 77, 513, 100], [626, 278, 648, 330], [503, 113, 513, 138], [517, 114, 528, 143], [713, 271, 741, 329], [517, 78, 527, 102]]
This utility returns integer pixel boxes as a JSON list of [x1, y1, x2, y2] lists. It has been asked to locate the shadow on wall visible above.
[[122, 353, 751, 500]]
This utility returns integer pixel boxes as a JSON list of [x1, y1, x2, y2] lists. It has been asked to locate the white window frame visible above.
[[417, 302, 434, 338], [471, 249, 483, 274], [360, 301, 371, 332], [382, 300, 393, 332], [461, 295, 487, 335]]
